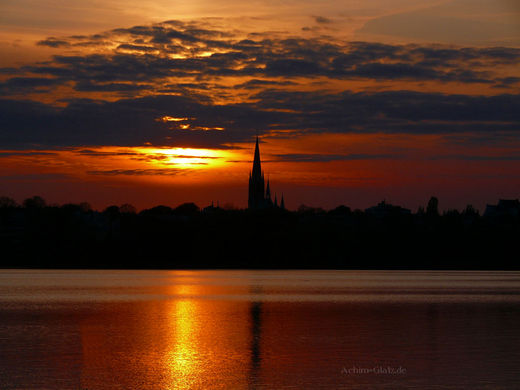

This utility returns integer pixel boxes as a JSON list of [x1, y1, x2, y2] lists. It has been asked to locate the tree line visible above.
[[0, 195, 518, 269]]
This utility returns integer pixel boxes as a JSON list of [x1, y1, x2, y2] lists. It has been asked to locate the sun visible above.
[[138, 147, 231, 169]]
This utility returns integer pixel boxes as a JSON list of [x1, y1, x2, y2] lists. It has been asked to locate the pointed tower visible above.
[[266, 178, 274, 206], [280, 193, 285, 210], [248, 137, 265, 209]]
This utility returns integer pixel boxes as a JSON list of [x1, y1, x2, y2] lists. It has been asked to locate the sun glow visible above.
[[138, 147, 232, 169]]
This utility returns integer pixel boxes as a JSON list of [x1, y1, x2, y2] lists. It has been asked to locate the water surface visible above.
[[1, 270, 519, 389]]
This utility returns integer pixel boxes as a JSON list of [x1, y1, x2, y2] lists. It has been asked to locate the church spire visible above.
[[252, 136, 262, 179], [248, 135, 265, 209], [248, 136, 283, 210]]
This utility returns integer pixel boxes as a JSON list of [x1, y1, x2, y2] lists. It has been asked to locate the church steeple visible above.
[[252, 136, 262, 179], [248, 136, 283, 210], [248, 136, 265, 209]]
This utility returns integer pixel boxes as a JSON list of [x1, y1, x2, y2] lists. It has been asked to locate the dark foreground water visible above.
[[0, 270, 519, 389]]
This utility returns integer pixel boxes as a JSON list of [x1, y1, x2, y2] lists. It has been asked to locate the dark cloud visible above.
[[335, 62, 491, 83], [233, 79, 297, 89], [493, 76, 520, 89], [76, 149, 141, 157], [1, 89, 519, 149], [0, 94, 281, 148], [0, 19, 518, 151], [0, 151, 58, 157], [116, 44, 158, 52], [314, 16, 333, 24], [87, 169, 186, 176], [265, 59, 325, 76], [37, 38, 71, 48], [251, 90, 520, 127], [74, 81, 149, 92], [0, 77, 65, 94], [2, 20, 514, 94]]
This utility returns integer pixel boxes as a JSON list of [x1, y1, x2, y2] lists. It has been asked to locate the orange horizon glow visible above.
[[1, 129, 519, 212]]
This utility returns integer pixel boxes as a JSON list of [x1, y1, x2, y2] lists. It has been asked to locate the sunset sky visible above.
[[1, 0, 519, 211]]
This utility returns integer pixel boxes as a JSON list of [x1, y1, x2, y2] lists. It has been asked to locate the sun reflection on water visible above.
[[165, 284, 201, 389]]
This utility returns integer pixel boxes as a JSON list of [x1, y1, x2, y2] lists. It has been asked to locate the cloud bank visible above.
[[0, 19, 518, 150]]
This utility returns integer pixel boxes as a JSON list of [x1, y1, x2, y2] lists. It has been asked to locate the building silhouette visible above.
[[365, 200, 411, 217], [484, 199, 520, 217], [248, 137, 284, 210]]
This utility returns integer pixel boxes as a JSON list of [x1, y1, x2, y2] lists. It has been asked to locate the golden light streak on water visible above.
[[165, 284, 201, 390]]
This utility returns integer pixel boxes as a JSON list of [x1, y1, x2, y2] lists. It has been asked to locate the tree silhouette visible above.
[[426, 196, 439, 217], [23, 196, 46, 209], [174, 202, 200, 217], [120, 204, 137, 214], [0, 196, 17, 208], [103, 205, 120, 218]]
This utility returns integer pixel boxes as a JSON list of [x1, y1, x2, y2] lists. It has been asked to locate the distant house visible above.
[[365, 200, 411, 218], [484, 199, 520, 217], [202, 201, 221, 213]]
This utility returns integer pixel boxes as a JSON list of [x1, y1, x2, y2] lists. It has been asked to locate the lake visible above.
[[0, 270, 519, 389]]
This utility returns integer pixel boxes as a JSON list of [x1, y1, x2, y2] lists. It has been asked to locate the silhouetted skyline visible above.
[[1, 189, 519, 269]]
